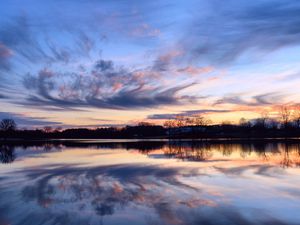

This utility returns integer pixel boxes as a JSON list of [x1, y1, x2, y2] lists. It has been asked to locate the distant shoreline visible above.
[[2, 122, 300, 141], [2, 137, 300, 144]]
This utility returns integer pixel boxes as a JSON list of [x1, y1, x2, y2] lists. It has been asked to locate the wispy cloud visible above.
[[177, 66, 213, 76], [181, 0, 300, 64], [0, 112, 62, 128], [20, 59, 198, 110], [0, 43, 12, 70], [214, 92, 286, 106], [148, 109, 231, 120]]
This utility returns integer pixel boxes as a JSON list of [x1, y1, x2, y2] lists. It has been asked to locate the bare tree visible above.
[[0, 119, 17, 131], [253, 111, 269, 129], [163, 119, 176, 128], [163, 119, 176, 137], [54, 126, 63, 132], [184, 117, 194, 126], [137, 122, 154, 126], [193, 115, 207, 126], [280, 106, 291, 128], [43, 126, 53, 133], [269, 119, 279, 130], [293, 105, 300, 128], [175, 116, 185, 127], [239, 118, 251, 128], [261, 111, 269, 127]]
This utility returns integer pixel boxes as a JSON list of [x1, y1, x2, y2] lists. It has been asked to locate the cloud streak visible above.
[[0, 112, 62, 128], [214, 92, 286, 106], [182, 0, 300, 64], [21, 59, 197, 110], [0, 43, 12, 70], [148, 109, 231, 120]]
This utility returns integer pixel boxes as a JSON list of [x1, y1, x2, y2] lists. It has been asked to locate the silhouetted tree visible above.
[[184, 117, 194, 126], [239, 118, 251, 128], [163, 119, 176, 128], [193, 115, 208, 126], [293, 106, 300, 128], [43, 126, 53, 133], [175, 116, 185, 127], [54, 126, 63, 132], [137, 122, 154, 126], [280, 106, 291, 129], [269, 119, 279, 130], [253, 111, 269, 129]]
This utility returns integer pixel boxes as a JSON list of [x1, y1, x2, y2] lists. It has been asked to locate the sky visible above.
[[1, 0, 300, 128]]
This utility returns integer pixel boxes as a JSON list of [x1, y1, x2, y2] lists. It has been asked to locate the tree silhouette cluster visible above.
[[2, 106, 300, 139]]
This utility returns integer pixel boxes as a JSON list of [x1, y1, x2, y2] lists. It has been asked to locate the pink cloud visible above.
[[130, 23, 161, 37], [0, 43, 13, 58], [177, 66, 213, 75]]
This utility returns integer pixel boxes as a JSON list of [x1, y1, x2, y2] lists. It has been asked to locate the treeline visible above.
[[162, 106, 300, 138], [0, 120, 166, 139], [1, 106, 300, 139]]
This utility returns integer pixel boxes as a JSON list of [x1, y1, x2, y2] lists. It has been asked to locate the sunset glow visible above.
[[1, 0, 300, 128]]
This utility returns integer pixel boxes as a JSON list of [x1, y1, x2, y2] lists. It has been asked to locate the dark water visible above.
[[0, 140, 300, 225]]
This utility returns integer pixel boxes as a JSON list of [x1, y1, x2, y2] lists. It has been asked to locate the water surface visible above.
[[0, 140, 300, 225]]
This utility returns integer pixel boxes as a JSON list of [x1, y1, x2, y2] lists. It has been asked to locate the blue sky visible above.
[[1, 0, 300, 128]]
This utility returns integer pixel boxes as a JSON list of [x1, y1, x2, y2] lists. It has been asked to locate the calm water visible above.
[[0, 140, 300, 225]]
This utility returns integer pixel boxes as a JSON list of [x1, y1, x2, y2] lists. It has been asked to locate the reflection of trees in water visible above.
[[0, 145, 15, 163], [23, 143, 63, 152], [249, 143, 300, 168], [281, 144, 292, 168], [41, 143, 62, 152], [160, 142, 300, 168], [87, 142, 165, 154], [279, 143, 300, 168], [221, 144, 235, 156], [0, 144, 63, 164], [2, 141, 300, 167], [164, 142, 213, 161], [296, 144, 300, 167]]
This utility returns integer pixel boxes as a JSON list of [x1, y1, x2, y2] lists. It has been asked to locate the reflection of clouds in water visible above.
[[9, 164, 292, 225], [2, 162, 296, 225], [1, 142, 300, 224], [179, 207, 291, 225], [279, 187, 300, 199], [13, 164, 219, 224], [214, 164, 285, 177]]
